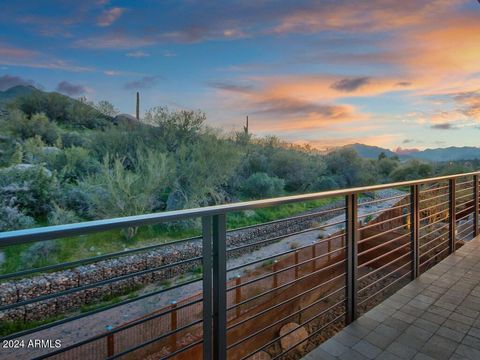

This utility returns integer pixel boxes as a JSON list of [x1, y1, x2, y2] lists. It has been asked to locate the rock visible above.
[[279, 322, 309, 353], [246, 351, 271, 360]]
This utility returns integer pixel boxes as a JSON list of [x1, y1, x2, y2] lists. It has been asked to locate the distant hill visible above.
[[344, 143, 406, 159], [342, 143, 480, 162], [0, 85, 36, 103], [414, 147, 480, 162], [0, 85, 113, 129]]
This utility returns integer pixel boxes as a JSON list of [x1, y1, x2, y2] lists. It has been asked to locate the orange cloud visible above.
[[273, 0, 465, 34]]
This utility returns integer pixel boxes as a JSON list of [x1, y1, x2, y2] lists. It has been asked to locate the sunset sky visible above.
[[1, 0, 480, 150]]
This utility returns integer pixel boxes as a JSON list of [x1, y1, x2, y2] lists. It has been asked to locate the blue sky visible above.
[[1, 0, 480, 150]]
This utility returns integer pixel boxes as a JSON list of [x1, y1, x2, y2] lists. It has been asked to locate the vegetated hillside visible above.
[[0, 85, 477, 272], [0, 85, 36, 104], [344, 143, 480, 162]]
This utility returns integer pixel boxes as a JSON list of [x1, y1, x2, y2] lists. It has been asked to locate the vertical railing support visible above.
[[312, 241, 316, 272], [473, 175, 479, 238], [294, 251, 299, 279], [235, 275, 241, 318], [449, 179, 457, 253], [106, 326, 114, 357], [448, 178, 457, 254], [212, 214, 227, 360], [170, 301, 177, 352], [273, 260, 278, 288], [346, 193, 358, 324], [410, 185, 419, 279], [202, 217, 213, 360]]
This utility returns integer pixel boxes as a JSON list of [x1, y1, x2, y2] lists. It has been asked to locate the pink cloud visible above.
[[97, 7, 125, 27]]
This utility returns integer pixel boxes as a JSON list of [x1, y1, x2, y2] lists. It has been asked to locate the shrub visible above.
[[61, 131, 85, 148], [0, 164, 58, 217], [242, 172, 285, 199], [55, 147, 99, 182], [48, 203, 79, 226], [312, 176, 339, 191], [7, 111, 59, 145], [20, 241, 59, 269], [0, 202, 35, 231], [79, 149, 173, 239], [390, 160, 433, 181], [58, 186, 93, 219]]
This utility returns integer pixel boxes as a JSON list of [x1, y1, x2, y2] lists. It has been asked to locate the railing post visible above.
[[473, 175, 479, 238], [346, 193, 358, 324], [449, 178, 457, 253], [212, 214, 227, 360], [106, 326, 114, 357], [294, 251, 299, 279], [170, 301, 177, 352], [312, 241, 316, 272], [235, 275, 241, 318], [273, 260, 278, 288], [410, 185, 419, 279], [202, 217, 213, 360]]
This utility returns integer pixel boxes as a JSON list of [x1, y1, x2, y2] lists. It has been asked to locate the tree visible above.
[[170, 133, 241, 209], [79, 149, 173, 239], [390, 160, 433, 181], [95, 100, 119, 117]]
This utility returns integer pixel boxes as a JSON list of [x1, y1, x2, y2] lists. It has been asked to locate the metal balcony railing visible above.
[[0, 172, 479, 360]]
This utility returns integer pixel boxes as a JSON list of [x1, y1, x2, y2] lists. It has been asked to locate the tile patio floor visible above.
[[303, 236, 480, 360]]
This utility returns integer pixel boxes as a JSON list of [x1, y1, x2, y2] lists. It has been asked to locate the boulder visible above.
[[279, 322, 309, 353]]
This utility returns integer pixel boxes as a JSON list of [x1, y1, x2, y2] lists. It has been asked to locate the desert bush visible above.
[[390, 160, 433, 181], [0, 202, 35, 231], [20, 241, 59, 269], [61, 131, 85, 148], [58, 186, 92, 219], [242, 172, 285, 199], [171, 133, 242, 209], [0, 164, 58, 217], [48, 203, 79, 226], [7, 111, 59, 145], [55, 146, 99, 182], [79, 149, 173, 238]]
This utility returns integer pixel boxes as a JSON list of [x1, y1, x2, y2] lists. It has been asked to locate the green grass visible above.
[[0, 315, 65, 337], [1, 196, 338, 276], [226, 197, 338, 230], [79, 286, 141, 313], [1, 225, 199, 276]]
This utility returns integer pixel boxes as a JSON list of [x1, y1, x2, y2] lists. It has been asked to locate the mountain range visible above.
[[345, 143, 480, 162]]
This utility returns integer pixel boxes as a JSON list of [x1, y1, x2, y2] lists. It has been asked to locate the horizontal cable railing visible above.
[[0, 171, 479, 359]]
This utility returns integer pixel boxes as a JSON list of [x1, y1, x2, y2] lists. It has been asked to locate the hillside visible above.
[[0, 85, 36, 105]]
